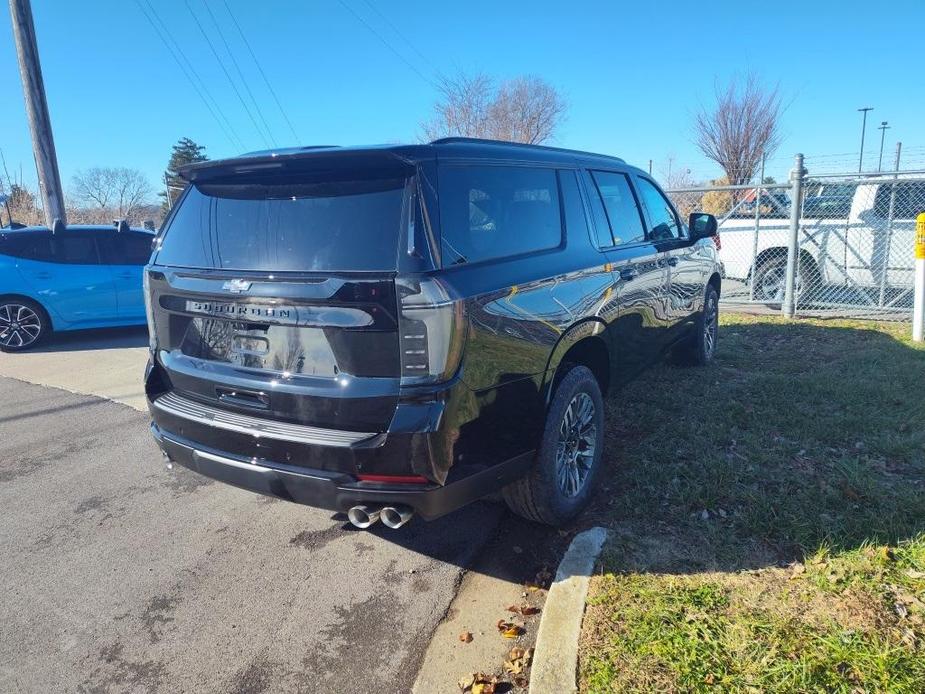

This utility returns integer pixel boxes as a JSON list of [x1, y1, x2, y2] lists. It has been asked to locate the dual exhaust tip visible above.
[[347, 504, 414, 529]]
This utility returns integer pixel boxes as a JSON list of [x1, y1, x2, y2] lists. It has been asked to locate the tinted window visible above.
[[636, 177, 682, 241], [0, 232, 54, 261], [111, 232, 154, 265], [155, 177, 407, 272], [438, 165, 562, 265], [589, 171, 646, 246], [53, 233, 100, 264], [558, 170, 591, 243], [874, 182, 925, 219], [580, 170, 613, 247]]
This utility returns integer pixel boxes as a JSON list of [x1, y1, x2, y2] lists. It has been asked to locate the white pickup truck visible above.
[[718, 177, 925, 303]]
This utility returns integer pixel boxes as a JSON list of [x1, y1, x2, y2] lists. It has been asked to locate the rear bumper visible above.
[[151, 423, 531, 520]]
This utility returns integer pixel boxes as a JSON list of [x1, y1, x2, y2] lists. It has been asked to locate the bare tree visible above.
[[422, 72, 567, 144], [71, 167, 153, 221], [694, 75, 782, 187]]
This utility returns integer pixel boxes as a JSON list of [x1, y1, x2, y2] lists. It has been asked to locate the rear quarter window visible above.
[[437, 165, 562, 266], [0, 233, 54, 261]]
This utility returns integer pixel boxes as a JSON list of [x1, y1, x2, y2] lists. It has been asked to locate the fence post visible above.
[[782, 154, 806, 318], [748, 153, 766, 301], [914, 213, 925, 342]]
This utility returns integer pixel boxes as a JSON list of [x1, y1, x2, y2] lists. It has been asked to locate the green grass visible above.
[[579, 314, 925, 693]]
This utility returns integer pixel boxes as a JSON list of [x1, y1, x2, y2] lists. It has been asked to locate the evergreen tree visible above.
[[161, 137, 207, 211]]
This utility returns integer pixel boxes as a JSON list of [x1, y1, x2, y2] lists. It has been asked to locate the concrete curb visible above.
[[529, 527, 608, 694]]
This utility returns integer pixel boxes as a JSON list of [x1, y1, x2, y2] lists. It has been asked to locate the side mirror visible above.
[[688, 212, 717, 242]]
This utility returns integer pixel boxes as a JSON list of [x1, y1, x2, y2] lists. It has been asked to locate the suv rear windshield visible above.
[[155, 177, 407, 272]]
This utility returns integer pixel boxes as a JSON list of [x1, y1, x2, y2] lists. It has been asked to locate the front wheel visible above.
[[503, 364, 605, 526], [0, 299, 49, 352]]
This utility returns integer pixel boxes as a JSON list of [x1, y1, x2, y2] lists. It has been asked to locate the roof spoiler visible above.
[[178, 148, 416, 183]]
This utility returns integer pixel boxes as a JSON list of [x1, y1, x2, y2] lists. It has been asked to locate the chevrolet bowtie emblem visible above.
[[222, 279, 252, 293]]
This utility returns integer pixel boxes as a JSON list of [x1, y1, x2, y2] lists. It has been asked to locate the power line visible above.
[[184, 0, 272, 149], [358, 0, 432, 66], [199, 0, 277, 147], [135, 0, 245, 150], [220, 0, 300, 145], [336, 0, 436, 89]]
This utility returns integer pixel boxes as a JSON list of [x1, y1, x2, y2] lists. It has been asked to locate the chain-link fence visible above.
[[667, 159, 925, 320]]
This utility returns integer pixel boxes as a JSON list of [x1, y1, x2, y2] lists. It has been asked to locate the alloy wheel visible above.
[[758, 266, 803, 303], [0, 303, 42, 349], [703, 293, 718, 358], [555, 392, 597, 498]]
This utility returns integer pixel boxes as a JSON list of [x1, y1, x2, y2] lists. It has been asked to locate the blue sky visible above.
[[2, 0, 924, 196]]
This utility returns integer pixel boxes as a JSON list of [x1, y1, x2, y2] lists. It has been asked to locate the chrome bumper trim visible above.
[[151, 391, 376, 447]]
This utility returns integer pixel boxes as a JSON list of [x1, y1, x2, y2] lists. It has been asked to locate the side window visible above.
[[114, 233, 154, 265], [438, 165, 562, 265], [589, 171, 646, 246], [52, 233, 100, 265], [0, 233, 54, 261], [636, 177, 682, 241], [580, 170, 613, 247], [558, 170, 591, 243], [874, 182, 925, 219]]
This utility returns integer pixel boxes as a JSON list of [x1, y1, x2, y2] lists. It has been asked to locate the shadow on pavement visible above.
[[30, 325, 149, 352]]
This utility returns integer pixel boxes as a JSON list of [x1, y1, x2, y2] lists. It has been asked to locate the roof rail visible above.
[[429, 136, 624, 162], [114, 219, 130, 233], [51, 218, 65, 234]]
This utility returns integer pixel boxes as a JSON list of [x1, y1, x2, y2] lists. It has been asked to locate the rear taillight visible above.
[[143, 269, 156, 353], [396, 277, 466, 385]]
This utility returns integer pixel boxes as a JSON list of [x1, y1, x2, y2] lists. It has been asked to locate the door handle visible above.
[[117, 272, 134, 279], [667, 256, 679, 267], [619, 266, 639, 281], [33, 272, 52, 280]]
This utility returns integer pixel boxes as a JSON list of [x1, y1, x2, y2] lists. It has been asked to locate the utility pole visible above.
[[877, 121, 890, 172], [9, 0, 66, 227], [857, 107, 873, 174]]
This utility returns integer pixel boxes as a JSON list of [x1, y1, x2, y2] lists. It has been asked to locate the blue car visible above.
[[0, 224, 154, 351]]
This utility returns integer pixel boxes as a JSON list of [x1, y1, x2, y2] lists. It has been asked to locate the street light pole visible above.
[[877, 121, 890, 172], [857, 107, 874, 174]]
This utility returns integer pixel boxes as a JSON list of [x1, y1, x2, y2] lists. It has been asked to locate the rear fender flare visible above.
[[540, 318, 609, 405]]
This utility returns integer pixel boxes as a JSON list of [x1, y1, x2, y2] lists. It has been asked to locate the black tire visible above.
[[672, 284, 719, 366], [752, 254, 819, 304], [502, 364, 605, 526], [752, 253, 789, 302], [0, 297, 50, 352]]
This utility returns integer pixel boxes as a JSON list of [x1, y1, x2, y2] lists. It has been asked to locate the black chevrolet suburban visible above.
[[144, 138, 722, 528]]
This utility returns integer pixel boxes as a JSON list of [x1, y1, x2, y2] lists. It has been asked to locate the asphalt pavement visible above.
[[0, 375, 505, 693]]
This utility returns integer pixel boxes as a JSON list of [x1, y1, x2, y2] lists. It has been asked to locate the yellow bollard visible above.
[[914, 213, 925, 341]]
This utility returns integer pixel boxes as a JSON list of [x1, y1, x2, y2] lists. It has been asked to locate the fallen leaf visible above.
[[704, 673, 716, 685], [905, 569, 925, 580], [497, 619, 524, 638], [459, 631, 473, 643], [459, 672, 498, 693], [502, 625, 524, 639], [512, 674, 529, 688], [507, 604, 541, 617], [504, 646, 534, 674]]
